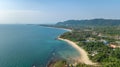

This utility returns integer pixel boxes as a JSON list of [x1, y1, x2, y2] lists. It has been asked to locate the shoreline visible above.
[[40, 25, 72, 32], [57, 28, 72, 32], [43, 26, 96, 66], [58, 37, 96, 65]]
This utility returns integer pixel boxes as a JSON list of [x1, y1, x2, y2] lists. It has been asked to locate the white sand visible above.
[[58, 37, 96, 65]]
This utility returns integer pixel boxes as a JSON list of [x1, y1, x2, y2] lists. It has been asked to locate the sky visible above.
[[0, 0, 120, 24]]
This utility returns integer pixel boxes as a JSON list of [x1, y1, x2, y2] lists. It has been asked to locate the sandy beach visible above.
[[58, 28, 72, 32], [58, 37, 96, 65], [41, 26, 72, 32]]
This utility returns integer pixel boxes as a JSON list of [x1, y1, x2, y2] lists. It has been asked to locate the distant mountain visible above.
[[56, 19, 120, 26]]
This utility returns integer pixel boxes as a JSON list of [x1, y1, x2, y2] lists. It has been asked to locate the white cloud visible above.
[[0, 10, 46, 24]]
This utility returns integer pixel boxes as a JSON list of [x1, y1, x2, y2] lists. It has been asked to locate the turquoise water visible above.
[[0, 25, 80, 67]]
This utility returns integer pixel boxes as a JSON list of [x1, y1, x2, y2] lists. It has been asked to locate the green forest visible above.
[[42, 19, 120, 67]]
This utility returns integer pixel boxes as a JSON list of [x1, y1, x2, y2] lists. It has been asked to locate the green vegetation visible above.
[[60, 28, 120, 67], [44, 19, 120, 67], [76, 64, 96, 67], [53, 60, 66, 67], [52, 60, 94, 67], [56, 19, 120, 26]]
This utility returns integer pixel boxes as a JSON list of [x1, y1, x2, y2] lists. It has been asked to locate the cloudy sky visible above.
[[0, 0, 120, 24]]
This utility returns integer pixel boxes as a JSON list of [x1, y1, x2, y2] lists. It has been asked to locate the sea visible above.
[[0, 24, 80, 67]]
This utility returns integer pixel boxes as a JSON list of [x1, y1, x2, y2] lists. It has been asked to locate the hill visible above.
[[56, 19, 120, 26]]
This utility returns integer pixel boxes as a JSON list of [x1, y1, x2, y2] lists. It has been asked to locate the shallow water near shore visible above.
[[0, 24, 80, 67]]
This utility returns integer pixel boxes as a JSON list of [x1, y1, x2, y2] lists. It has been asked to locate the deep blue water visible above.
[[0, 25, 80, 67]]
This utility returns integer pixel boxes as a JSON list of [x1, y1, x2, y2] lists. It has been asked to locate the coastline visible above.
[[57, 28, 72, 32], [43, 26, 96, 66], [40, 25, 72, 32], [58, 37, 96, 65]]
